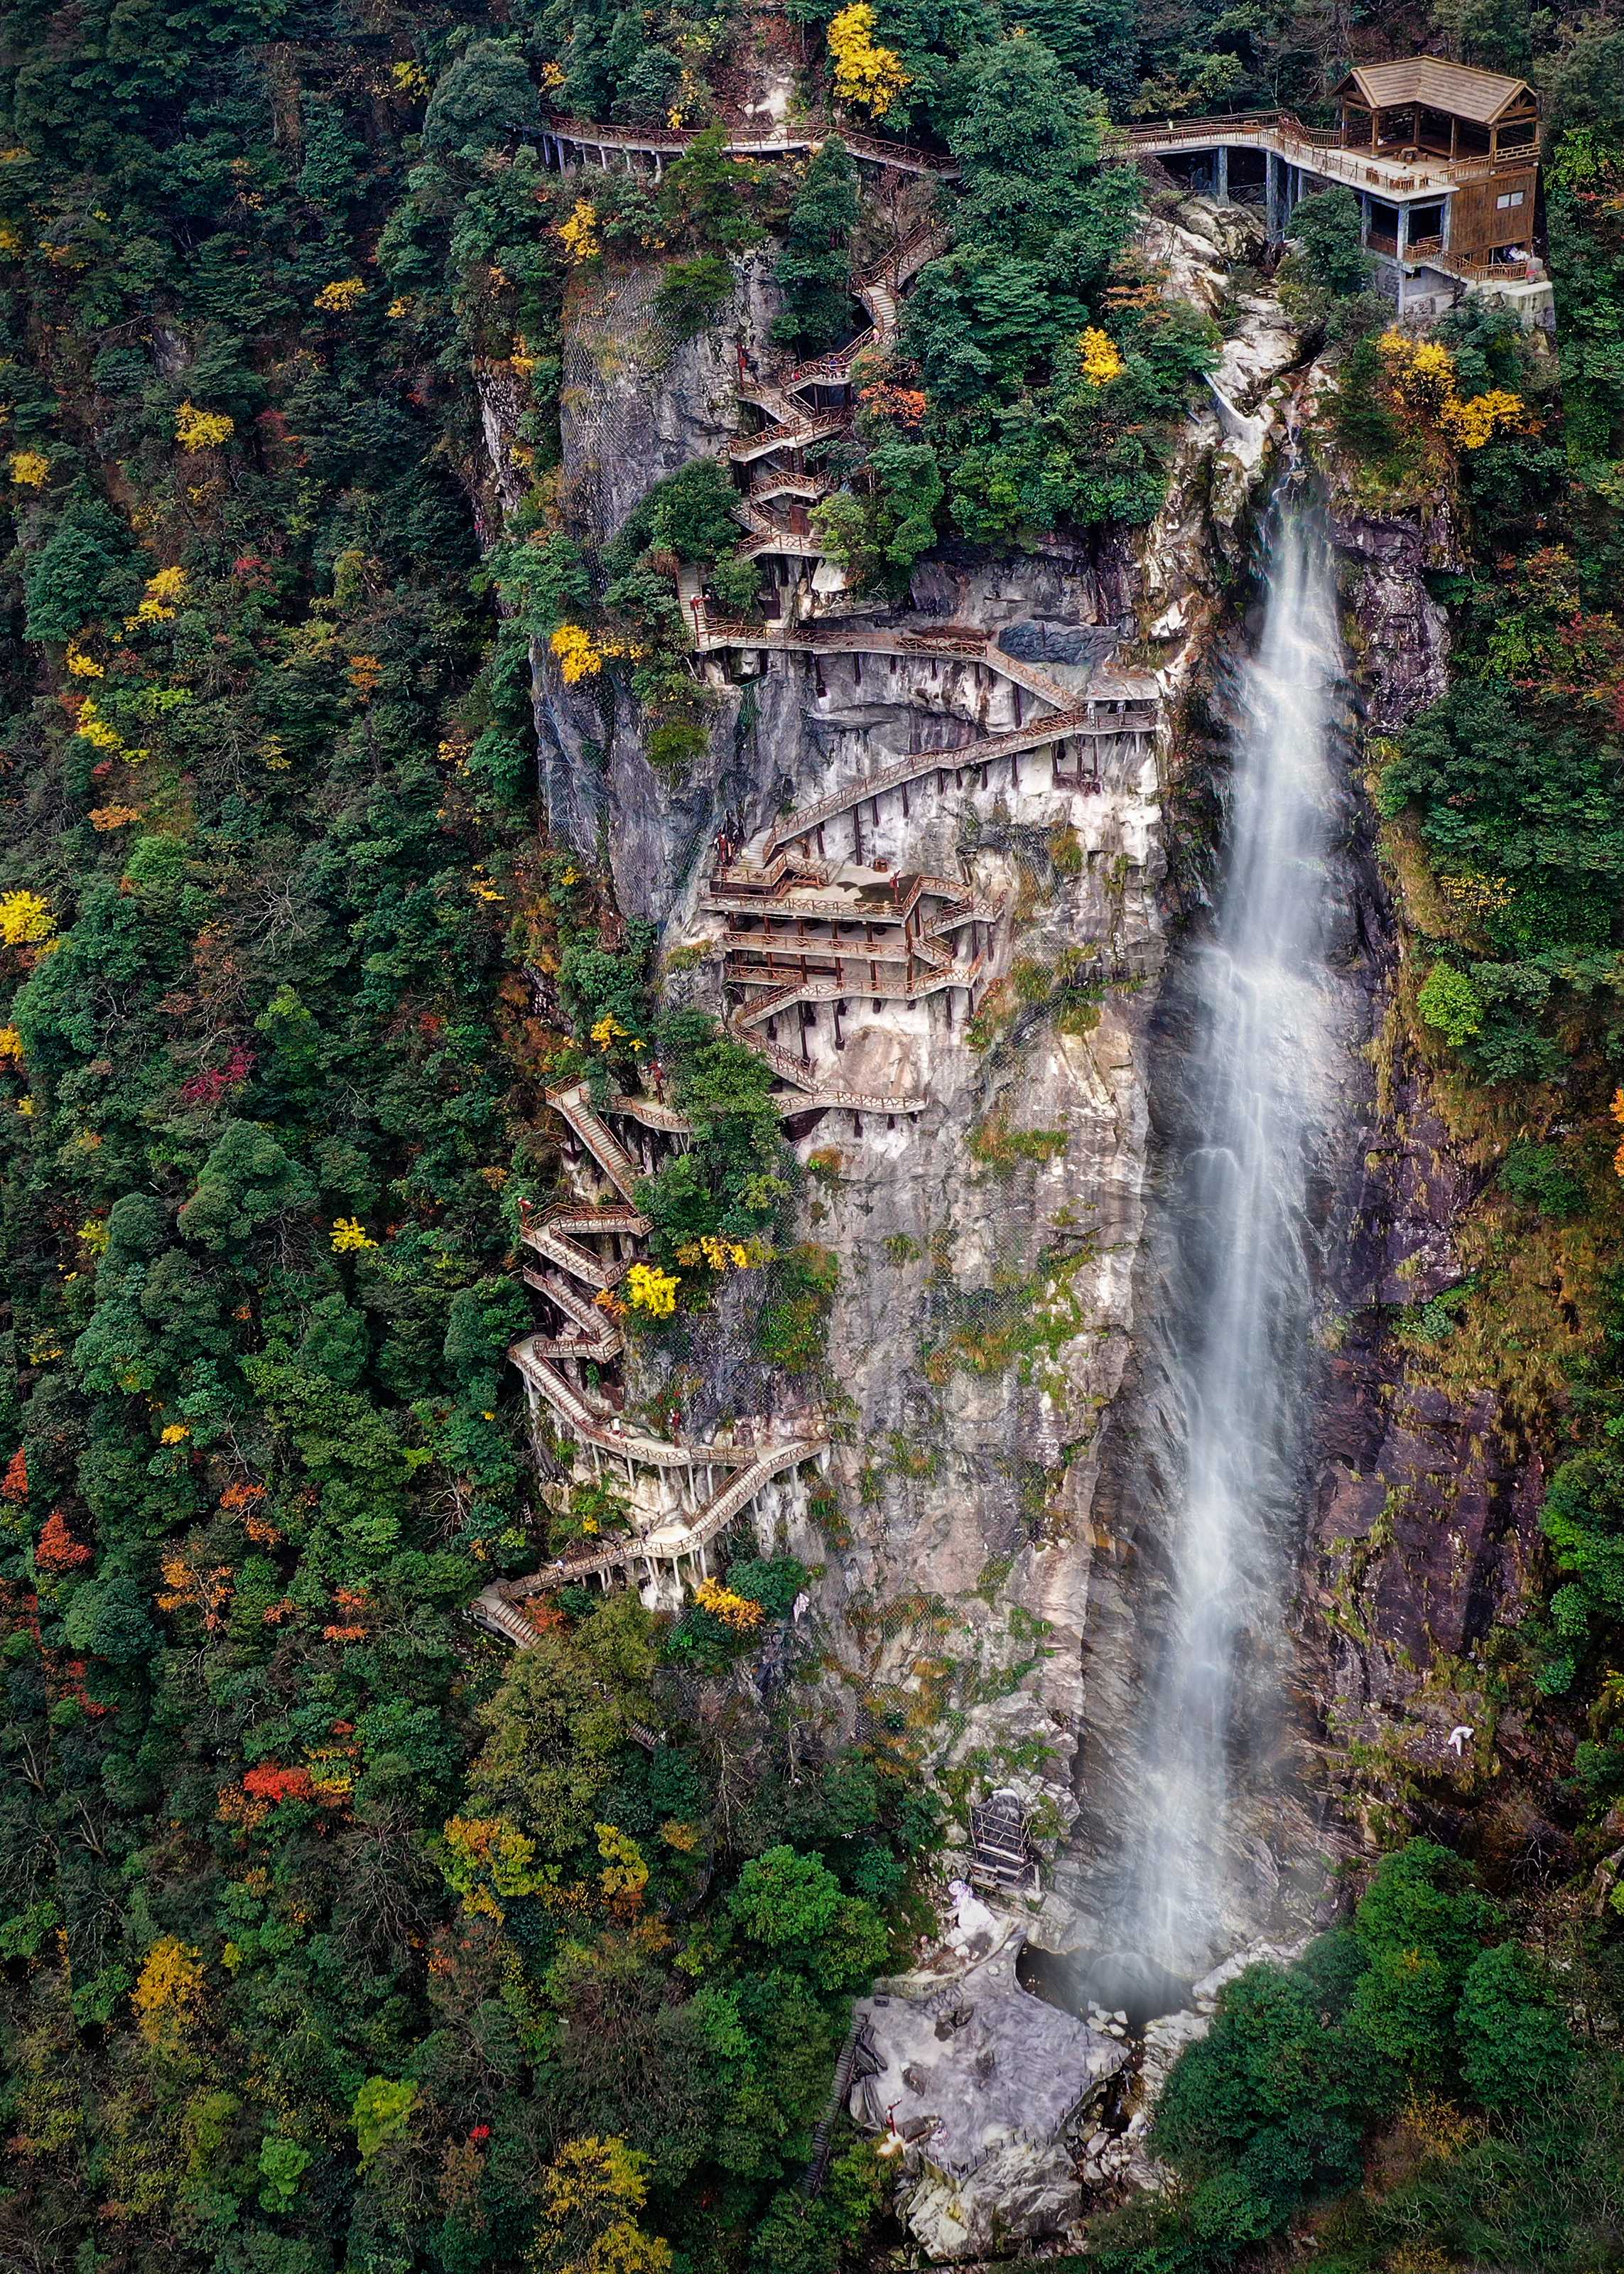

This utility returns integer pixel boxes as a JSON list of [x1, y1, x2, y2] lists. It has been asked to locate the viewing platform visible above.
[[1123, 57, 1552, 327]]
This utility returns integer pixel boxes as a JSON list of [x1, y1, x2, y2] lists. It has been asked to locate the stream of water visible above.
[[1113, 497, 1348, 1985]]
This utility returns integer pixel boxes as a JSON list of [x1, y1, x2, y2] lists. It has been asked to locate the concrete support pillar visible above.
[[1358, 190, 1371, 245], [1265, 149, 1282, 241], [1214, 144, 1229, 202]]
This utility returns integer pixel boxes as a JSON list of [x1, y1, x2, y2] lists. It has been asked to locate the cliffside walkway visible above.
[[538, 114, 958, 180], [759, 701, 1157, 861], [485, 1079, 830, 1643], [726, 220, 950, 556], [689, 610, 1081, 710]]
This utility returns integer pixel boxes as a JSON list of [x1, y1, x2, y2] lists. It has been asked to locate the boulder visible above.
[[850, 1919, 1129, 2260]]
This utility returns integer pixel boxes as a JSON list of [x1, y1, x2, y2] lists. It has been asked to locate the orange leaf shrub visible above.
[[36, 1509, 92, 1570]]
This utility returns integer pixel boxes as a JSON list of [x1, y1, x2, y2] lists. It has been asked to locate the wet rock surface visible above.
[[1294, 456, 1560, 1838], [850, 1919, 1130, 2260]]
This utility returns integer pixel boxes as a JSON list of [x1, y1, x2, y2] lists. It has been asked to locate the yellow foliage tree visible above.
[[439, 1815, 546, 1920], [174, 402, 234, 449], [127, 565, 188, 626], [693, 1577, 764, 1631], [558, 200, 601, 264], [595, 1822, 649, 1907], [1379, 330, 1456, 418], [8, 449, 49, 487], [529, 2136, 672, 2274], [1378, 331, 1526, 454], [331, 1217, 377, 1252], [828, 2, 910, 117], [1441, 387, 1527, 451], [0, 890, 55, 947], [314, 276, 367, 313], [624, 1263, 680, 1317], [673, 1234, 762, 1271], [132, 1936, 206, 2047], [551, 623, 607, 682], [1077, 327, 1125, 387], [72, 697, 124, 753]]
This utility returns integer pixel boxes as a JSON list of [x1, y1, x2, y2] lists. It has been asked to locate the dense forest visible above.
[[4, 0, 1624, 2267]]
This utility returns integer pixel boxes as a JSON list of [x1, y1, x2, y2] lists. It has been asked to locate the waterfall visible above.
[[1113, 499, 1349, 1985]]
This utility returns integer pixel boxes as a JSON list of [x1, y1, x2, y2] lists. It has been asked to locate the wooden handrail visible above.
[[1122, 112, 1539, 195], [542, 112, 958, 176]]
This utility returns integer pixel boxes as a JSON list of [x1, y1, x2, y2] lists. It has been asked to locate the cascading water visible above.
[[1082, 493, 1351, 1998]]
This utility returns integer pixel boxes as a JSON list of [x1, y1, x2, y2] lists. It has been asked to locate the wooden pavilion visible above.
[[1335, 57, 1539, 163]]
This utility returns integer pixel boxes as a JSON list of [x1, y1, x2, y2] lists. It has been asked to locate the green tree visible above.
[[1346, 1839, 1500, 2081], [656, 254, 736, 340], [1415, 959, 1484, 1050], [730, 1845, 841, 1948], [1457, 1942, 1575, 2111], [422, 42, 541, 156], [352, 2076, 419, 2162], [637, 1011, 787, 1261], [644, 459, 745, 566], [948, 36, 1138, 286], [1538, 1450, 1624, 1688], [657, 127, 768, 254], [773, 138, 860, 351], [489, 532, 593, 635], [256, 2134, 310, 2214], [22, 493, 143, 641], [812, 441, 943, 590], [468, 1595, 658, 1862], [1153, 1963, 1375, 2231], [176, 1123, 318, 1251], [1284, 188, 1375, 298]]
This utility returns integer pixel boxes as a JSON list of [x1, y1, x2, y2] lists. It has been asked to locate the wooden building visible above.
[[1129, 55, 1549, 323], [1333, 58, 1539, 268], [1335, 58, 1539, 163]]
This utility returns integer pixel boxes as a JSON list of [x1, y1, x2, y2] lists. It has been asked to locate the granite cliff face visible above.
[[1299, 456, 1571, 1866], [500, 200, 1314, 1916]]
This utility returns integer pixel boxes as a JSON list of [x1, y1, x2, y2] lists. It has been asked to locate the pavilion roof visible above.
[[1336, 57, 1537, 126]]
